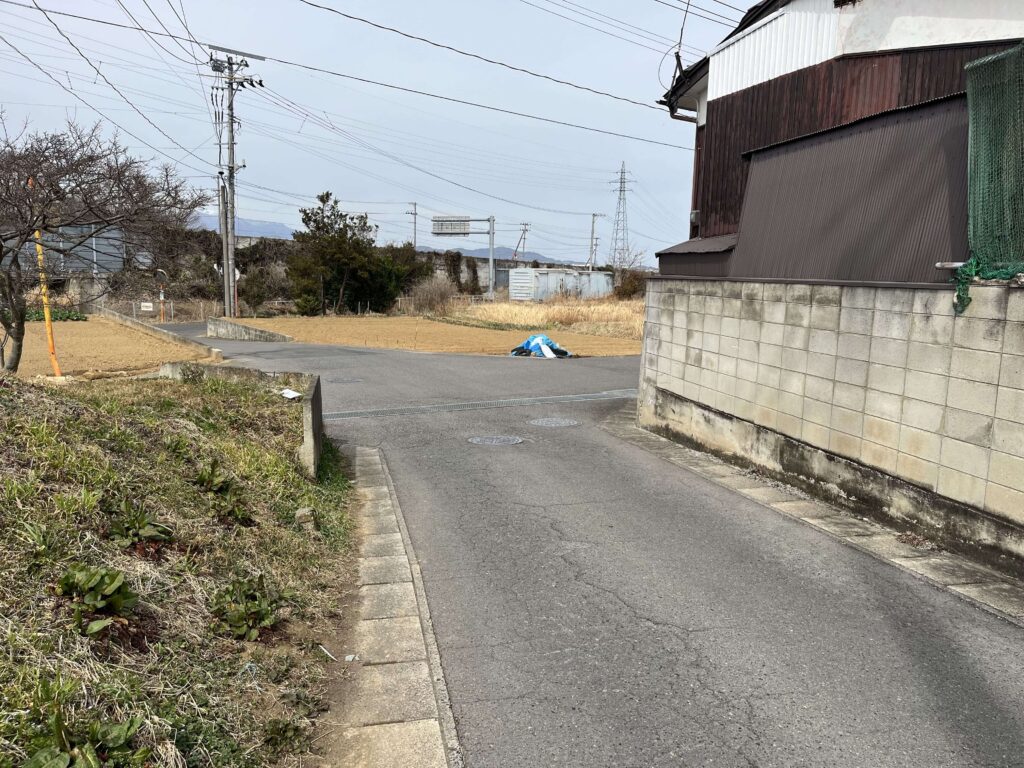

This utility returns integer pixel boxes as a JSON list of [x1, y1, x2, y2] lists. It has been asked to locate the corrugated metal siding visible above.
[[708, 0, 839, 101], [721, 98, 968, 284], [695, 41, 1017, 239]]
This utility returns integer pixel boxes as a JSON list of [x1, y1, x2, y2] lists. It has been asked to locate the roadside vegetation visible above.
[[0, 372, 352, 766], [446, 296, 645, 340]]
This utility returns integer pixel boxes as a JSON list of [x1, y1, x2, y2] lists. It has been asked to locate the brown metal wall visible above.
[[722, 97, 968, 284], [696, 41, 1017, 239]]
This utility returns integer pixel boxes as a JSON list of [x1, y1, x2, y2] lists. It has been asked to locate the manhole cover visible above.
[[529, 418, 580, 428], [468, 436, 524, 446]]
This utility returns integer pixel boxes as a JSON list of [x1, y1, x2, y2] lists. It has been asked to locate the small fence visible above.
[[93, 297, 225, 323], [393, 293, 491, 315]]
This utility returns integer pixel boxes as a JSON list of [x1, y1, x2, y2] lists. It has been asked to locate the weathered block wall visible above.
[[639, 279, 1024, 540]]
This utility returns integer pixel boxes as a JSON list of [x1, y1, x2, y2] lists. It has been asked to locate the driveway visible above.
[[185, 335, 1024, 767]]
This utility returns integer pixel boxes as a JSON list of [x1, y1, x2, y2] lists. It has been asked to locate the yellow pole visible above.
[[33, 227, 62, 377], [27, 178, 61, 376]]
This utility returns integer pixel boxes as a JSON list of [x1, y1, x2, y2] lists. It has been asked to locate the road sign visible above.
[[139, 301, 154, 312], [431, 216, 471, 236]]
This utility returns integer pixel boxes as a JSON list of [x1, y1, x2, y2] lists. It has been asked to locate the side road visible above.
[[170, 333, 1024, 767]]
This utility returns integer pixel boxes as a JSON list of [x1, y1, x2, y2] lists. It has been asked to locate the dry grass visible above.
[[16, 317, 205, 378], [239, 316, 641, 357], [449, 297, 645, 340], [0, 374, 353, 766]]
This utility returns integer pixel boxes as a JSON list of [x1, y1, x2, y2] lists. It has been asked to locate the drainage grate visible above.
[[469, 436, 524, 446], [323, 389, 637, 421], [529, 417, 580, 428]]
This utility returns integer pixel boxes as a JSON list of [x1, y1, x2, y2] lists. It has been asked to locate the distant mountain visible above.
[[192, 213, 295, 240]]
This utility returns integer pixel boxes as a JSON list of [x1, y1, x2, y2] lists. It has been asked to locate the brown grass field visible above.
[[450, 297, 645, 340], [16, 317, 204, 377], [239, 315, 641, 357]]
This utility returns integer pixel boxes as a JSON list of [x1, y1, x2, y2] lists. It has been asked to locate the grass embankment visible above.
[[447, 297, 644, 340], [0, 372, 352, 767]]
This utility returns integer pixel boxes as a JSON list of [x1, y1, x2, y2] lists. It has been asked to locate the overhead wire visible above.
[[257, 88, 597, 216], [1, 0, 690, 150], [294, 0, 661, 111], [0, 29, 213, 177], [29, 0, 218, 169]]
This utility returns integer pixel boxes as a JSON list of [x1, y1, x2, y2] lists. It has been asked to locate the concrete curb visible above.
[[206, 317, 294, 343], [602, 404, 1024, 630], [88, 306, 223, 362], [322, 446, 461, 768]]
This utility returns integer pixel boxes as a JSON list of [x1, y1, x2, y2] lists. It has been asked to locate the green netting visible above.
[[956, 44, 1024, 313]]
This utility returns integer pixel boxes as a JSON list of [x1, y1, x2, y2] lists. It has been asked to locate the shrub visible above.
[[614, 269, 647, 299], [211, 574, 281, 641], [410, 274, 456, 314], [443, 250, 463, 290], [25, 307, 87, 322], [466, 259, 482, 295]]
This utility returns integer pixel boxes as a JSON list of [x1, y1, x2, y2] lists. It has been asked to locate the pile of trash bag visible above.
[[510, 334, 571, 358]]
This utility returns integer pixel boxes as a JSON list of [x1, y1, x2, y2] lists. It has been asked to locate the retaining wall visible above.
[[207, 317, 294, 343], [639, 279, 1024, 572], [158, 362, 323, 477]]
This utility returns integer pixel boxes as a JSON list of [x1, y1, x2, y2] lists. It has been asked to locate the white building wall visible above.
[[705, 0, 1024, 101]]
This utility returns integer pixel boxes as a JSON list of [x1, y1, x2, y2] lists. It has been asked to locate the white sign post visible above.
[[431, 215, 496, 300]]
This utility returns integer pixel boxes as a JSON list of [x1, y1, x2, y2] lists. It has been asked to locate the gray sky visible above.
[[0, 0, 746, 263]]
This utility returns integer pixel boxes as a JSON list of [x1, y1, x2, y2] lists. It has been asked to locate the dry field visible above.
[[449, 297, 644, 340], [16, 317, 204, 377], [240, 316, 641, 357]]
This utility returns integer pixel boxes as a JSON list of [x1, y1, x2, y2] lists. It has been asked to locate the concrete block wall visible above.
[[640, 280, 1024, 530]]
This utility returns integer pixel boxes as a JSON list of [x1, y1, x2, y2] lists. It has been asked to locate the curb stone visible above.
[[601, 404, 1024, 630], [318, 446, 462, 768]]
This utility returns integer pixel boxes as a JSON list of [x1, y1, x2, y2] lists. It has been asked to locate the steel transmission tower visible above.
[[609, 162, 632, 270]]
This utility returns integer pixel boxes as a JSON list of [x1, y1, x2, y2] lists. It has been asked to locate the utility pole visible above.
[[609, 162, 632, 272], [210, 45, 265, 317], [406, 202, 418, 248], [488, 216, 496, 300], [218, 179, 230, 314], [589, 213, 606, 271], [512, 222, 530, 263]]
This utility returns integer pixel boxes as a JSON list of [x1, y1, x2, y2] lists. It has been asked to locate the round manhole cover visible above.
[[529, 418, 580, 428], [468, 436, 524, 446]]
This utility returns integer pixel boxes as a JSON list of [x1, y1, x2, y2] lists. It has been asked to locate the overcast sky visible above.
[[0, 0, 746, 263]]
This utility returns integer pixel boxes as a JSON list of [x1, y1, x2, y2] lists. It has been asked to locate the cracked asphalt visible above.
[[170, 330, 1024, 767]]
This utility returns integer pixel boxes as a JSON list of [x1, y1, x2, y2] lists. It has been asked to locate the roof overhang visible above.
[[657, 234, 738, 257]]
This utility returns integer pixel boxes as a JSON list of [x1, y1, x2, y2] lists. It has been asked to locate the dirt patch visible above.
[[238, 316, 641, 357], [16, 317, 204, 377]]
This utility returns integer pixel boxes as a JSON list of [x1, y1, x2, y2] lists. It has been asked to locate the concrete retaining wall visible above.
[[207, 317, 293, 343], [158, 362, 324, 477], [90, 306, 222, 362], [639, 279, 1024, 572]]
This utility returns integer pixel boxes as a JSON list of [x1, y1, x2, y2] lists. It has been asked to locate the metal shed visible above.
[[508, 268, 613, 302]]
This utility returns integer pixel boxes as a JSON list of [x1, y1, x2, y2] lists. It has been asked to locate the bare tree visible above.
[[0, 121, 207, 372]]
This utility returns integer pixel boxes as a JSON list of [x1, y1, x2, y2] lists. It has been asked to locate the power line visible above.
[[648, 0, 739, 28], [294, 0, 660, 111], [29, 0, 217, 169], [260, 88, 596, 216], [111, 0, 196, 65], [137, 0, 203, 62], [517, 0, 666, 54], [0, 1, 689, 150], [0, 29, 211, 176], [260, 57, 688, 149]]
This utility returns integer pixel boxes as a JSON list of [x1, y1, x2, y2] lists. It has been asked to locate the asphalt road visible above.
[[176, 331, 1024, 767]]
